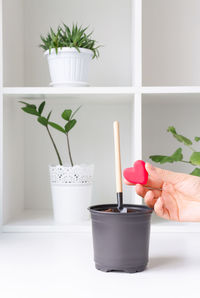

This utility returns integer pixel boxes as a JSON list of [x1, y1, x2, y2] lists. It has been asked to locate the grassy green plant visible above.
[[20, 101, 81, 166], [39, 23, 100, 58], [149, 126, 200, 176]]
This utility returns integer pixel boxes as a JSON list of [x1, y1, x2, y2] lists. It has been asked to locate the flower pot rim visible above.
[[89, 204, 153, 216], [49, 163, 94, 169], [44, 47, 93, 56], [49, 164, 94, 185]]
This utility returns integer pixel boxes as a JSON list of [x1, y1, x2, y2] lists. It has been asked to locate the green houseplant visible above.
[[20, 101, 94, 223], [40, 23, 101, 87], [149, 126, 200, 177]]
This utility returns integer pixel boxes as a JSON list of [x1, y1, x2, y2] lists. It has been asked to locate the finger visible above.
[[136, 184, 161, 199], [124, 176, 162, 191], [145, 176, 163, 190], [144, 190, 158, 208], [135, 184, 145, 196], [161, 182, 180, 221], [154, 197, 170, 220], [146, 162, 185, 184]]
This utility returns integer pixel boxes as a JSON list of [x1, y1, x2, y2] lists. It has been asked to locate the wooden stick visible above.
[[113, 121, 122, 193]]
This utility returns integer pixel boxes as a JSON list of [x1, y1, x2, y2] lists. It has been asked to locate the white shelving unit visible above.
[[3, 87, 135, 96], [1, 0, 200, 232]]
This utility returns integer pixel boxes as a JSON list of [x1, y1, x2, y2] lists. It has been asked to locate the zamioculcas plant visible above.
[[149, 126, 200, 177], [39, 23, 100, 59], [20, 101, 81, 167]]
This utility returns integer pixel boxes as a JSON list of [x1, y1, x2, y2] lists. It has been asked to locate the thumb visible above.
[[145, 162, 182, 184]]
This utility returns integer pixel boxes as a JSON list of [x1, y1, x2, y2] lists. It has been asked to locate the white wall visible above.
[[3, 98, 24, 223], [3, 0, 24, 86], [2, 0, 24, 222], [143, 94, 200, 174], [24, 0, 132, 87], [143, 0, 200, 86]]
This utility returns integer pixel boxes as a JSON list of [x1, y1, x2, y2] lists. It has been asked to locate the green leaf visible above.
[[167, 126, 192, 145], [37, 116, 48, 126], [29, 105, 37, 109], [149, 148, 183, 164], [190, 152, 200, 165], [195, 137, 200, 142], [177, 135, 192, 145], [61, 109, 72, 121], [50, 27, 56, 38], [39, 23, 101, 59], [65, 119, 77, 132], [47, 111, 52, 121], [38, 101, 45, 115], [167, 126, 177, 134], [149, 155, 172, 164], [171, 148, 183, 161], [22, 106, 40, 116], [48, 121, 65, 133], [19, 101, 37, 110], [190, 168, 200, 177], [19, 101, 30, 106]]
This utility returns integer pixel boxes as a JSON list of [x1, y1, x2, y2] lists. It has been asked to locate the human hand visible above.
[[125, 163, 200, 222]]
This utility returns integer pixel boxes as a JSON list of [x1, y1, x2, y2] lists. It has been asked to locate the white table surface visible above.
[[0, 231, 199, 298]]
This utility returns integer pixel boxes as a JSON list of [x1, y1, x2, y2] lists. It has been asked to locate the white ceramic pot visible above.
[[49, 164, 94, 224], [44, 47, 93, 87]]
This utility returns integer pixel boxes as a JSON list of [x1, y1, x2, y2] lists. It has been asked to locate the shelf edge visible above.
[[3, 87, 135, 95]]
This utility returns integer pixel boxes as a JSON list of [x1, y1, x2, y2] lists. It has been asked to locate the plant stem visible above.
[[46, 126, 63, 165], [66, 133, 74, 167], [181, 160, 191, 164], [188, 146, 196, 152]]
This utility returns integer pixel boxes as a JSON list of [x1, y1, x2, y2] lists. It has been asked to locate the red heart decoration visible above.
[[123, 160, 148, 185]]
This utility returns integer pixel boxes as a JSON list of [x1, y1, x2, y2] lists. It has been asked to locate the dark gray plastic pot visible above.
[[89, 204, 153, 273]]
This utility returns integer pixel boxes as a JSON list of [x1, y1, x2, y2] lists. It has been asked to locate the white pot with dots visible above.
[[49, 164, 94, 224]]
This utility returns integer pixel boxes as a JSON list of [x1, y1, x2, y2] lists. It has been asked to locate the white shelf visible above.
[[3, 87, 135, 103], [2, 210, 91, 233], [4, 86, 200, 98], [142, 86, 200, 94], [3, 87, 135, 95], [3, 209, 200, 233]]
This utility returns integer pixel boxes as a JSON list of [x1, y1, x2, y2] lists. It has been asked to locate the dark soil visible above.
[[104, 208, 138, 213]]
